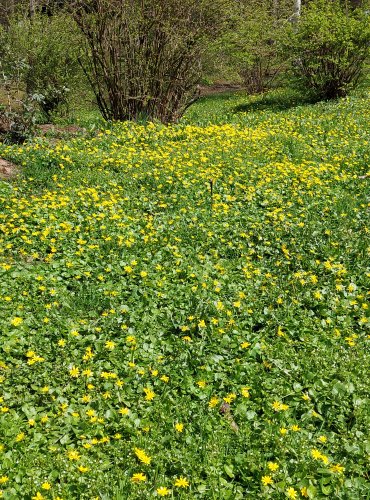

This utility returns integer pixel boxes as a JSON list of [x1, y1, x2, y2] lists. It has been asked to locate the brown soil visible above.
[[199, 83, 244, 96], [0, 158, 19, 180]]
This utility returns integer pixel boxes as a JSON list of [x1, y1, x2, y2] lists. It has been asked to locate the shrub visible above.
[[236, 6, 282, 95], [205, 0, 292, 94], [1, 11, 81, 120], [282, 0, 370, 100], [71, 0, 227, 123], [0, 54, 43, 143]]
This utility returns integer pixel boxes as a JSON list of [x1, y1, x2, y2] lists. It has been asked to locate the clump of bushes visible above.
[[282, 0, 370, 100], [1, 11, 81, 120], [204, 0, 293, 95], [0, 9, 82, 142], [71, 0, 227, 123]]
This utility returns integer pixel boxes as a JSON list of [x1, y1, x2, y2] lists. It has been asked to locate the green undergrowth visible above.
[[0, 88, 369, 499]]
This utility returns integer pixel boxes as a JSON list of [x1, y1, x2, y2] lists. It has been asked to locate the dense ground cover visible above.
[[0, 89, 369, 499]]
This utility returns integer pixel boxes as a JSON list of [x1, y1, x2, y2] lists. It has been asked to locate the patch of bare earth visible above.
[[0, 158, 19, 180], [199, 83, 244, 96]]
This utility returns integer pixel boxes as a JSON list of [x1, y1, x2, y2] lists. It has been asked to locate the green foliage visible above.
[[0, 88, 369, 497], [0, 11, 82, 120], [0, 93, 42, 144], [206, 0, 292, 93], [282, 0, 370, 100], [0, 53, 41, 143]]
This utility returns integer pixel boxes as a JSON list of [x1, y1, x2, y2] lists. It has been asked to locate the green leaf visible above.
[[224, 464, 235, 478]]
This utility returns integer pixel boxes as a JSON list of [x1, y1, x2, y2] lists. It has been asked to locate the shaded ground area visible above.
[[199, 83, 244, 96], [232, 91, 312, 114]]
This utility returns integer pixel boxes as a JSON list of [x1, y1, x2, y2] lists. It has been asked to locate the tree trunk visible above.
[[292, 0, 301, 23], [272, 0, 279, 18], [29, 0, 36, 17]]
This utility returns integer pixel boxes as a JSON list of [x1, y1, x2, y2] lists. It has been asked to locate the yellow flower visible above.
[[69, 366, 80, 378], [105, 340, 116, 350], [215, 301, 224, 311], [156, 486, 171, 496], [223, 393, 236, 404], [330, 463, 345, 474], [134, 447, 151, 465], [118, 407, 129, 415], [198, 319, 206, 328], [78, 465, 89, 473], [67, 450, 81, 461], [262, 476, 274, 486], [41, 482, 51, 490], [143, 387, 155, 401], [10, 317, 23, 326], [15, 432, 25, 442], [208, 396, 219, 408], [240, 341, 251, 349], [175, 423, 184, 432], [197, 380, 206, 388], [267, 462, 279, 472], [131, 472, 147, 482], [32, 493, 45, 500], [241, 387, 250, 398], [321, 454, 330, 465], [311, 448, 322, 460], [0, 477, 8, 484], [273, 401, 288, 411], [83, 347, 94, 361], [301, 487, 309, 497], [286, 487, 297, 499], [174, 476, 189, 488]]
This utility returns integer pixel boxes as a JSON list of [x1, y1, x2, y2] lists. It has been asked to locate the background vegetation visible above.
[[0, 0, 369, 132]]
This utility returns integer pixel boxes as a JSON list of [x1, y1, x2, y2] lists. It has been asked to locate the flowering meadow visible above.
[[0, 90, 369, 499]]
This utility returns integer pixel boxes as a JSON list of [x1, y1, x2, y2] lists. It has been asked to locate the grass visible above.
[[0, 87, 369, 499]]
